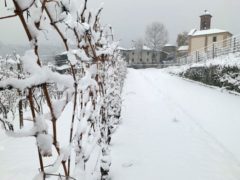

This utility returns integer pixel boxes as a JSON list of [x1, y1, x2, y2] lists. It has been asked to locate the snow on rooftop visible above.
[[130, 46, 152, 51], [119, 45, 175, 51], [128, 47, 135, 51], [164, 44, 174, 47], [142, 45, 151, 50], [118, 47, 128, 51], [188, 28, 229, 36], [200, 10, 212, 16], [178, 45, 189, 51], [56, 64, 70, 70], [188, 29, 197, 36]]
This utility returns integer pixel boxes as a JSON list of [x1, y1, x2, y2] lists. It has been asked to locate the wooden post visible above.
[[196, 51, 199, 62], [17, 63, 23, 128], [233, 37, 236, 53], [212, 43, 215, 59]]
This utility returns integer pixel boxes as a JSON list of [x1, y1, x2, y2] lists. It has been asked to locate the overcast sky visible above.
[[0, 0, 239, 47]]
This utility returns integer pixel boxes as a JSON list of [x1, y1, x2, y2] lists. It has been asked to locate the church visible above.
[[187, 10, 232, 54]]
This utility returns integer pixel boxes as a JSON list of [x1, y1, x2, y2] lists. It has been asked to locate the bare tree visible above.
[[145, 22, 168, 51], [134, 38, 144, 51], [176, 31, 189, 47]]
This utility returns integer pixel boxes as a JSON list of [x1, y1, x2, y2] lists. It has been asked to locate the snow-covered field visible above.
[[1, 68, 240, 179], [111, 68, 240, 180]]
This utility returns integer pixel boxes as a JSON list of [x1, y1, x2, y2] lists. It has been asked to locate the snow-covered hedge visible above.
[[166, 53, 240, 93]]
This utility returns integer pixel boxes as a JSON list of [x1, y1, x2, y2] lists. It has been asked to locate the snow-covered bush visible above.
[[166, 53, 240, 93], [0, 53, 23, 129]]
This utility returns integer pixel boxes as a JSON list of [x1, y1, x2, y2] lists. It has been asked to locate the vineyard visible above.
[[0, 0, 126, 179]]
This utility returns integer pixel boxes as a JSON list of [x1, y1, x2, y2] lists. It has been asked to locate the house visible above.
[[119, 46, 163, 67], [119, 44, 176, 68], [118, 47, 131, 64], [188, 10, 232, 54], [177, 45, 189, 57], [129, 46, 163, 65], [162, 44, 177, 60]]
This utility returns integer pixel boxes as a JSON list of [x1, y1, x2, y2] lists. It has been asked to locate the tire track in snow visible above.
[[139, 70, 240, 179]]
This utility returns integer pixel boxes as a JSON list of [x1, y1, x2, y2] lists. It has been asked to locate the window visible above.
[[152, 53, 156, 60], [140, 58, 142, 62], [213, 36, 217, 42], [147, 52, 149, 56], [132, 52, 135, 55]]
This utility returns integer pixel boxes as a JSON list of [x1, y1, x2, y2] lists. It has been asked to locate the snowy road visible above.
[[111, 68, 240, 180]]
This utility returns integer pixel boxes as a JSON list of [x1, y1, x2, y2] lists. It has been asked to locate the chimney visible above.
[[200, 10, 212, 30]]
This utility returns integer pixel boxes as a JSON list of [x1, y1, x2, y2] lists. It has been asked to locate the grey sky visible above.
[[0, 0, 239, 47]]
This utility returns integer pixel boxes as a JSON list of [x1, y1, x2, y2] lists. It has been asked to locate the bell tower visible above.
[[200, 10, 212, 30]]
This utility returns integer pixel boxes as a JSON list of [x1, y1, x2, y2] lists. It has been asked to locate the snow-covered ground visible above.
[[0, 103, 75, 180], [1, 68, 240, 179], [111, 68, 240, 180]]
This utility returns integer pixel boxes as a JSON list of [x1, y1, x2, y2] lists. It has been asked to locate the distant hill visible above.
[[0, 43, 65, 61]]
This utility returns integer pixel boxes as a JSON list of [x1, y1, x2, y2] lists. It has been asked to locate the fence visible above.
[[176, 34, 240, 66]]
